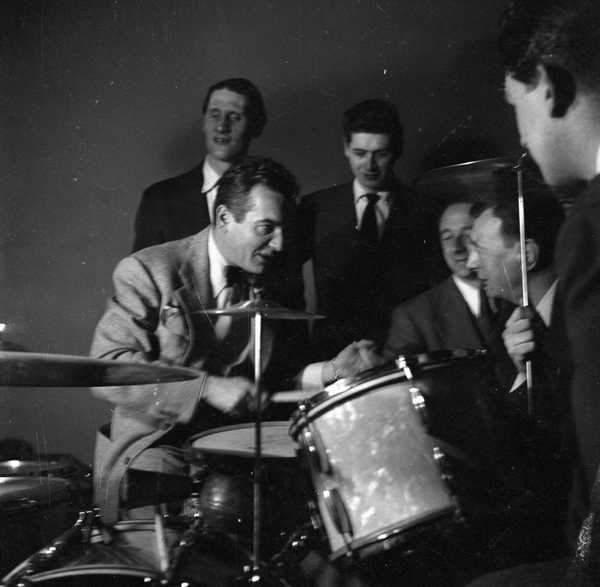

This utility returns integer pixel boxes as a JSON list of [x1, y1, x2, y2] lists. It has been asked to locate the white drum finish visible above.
[[290, 350, 488, 561], [295, 375, 453, 559]]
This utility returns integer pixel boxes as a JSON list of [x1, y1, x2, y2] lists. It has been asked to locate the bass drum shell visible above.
[[5, 519, 265, 586]]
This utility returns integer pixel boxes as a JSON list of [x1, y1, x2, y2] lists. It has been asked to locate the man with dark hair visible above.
[[299, 98, 437, 362], [467, 1, 600, 583], [132, 78, 267, 252], [465, 192, 577, 573], [91, 156, 376, 523]]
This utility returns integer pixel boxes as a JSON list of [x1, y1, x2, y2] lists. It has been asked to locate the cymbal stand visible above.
[[251, 286, 264, 579]]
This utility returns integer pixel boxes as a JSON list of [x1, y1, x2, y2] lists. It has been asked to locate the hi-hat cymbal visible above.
[[202, 298, 324, 320], [0, 351, 199, 387], [416, 156, 518, 201]]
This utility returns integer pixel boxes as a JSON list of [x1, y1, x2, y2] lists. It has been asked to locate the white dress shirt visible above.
[[353, 179, 392, 239], [207, 228, 229, 303], [202, 159, 221, 223], [452, 275, 481, 318], [596, 143, 600, 174]]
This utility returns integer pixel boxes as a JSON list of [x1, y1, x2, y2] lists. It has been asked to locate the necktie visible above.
[[359, 193, 379, 246], [215, 266, 249, 340]]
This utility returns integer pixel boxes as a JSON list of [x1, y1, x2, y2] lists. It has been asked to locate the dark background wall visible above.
[[1, 0, 518, 465]]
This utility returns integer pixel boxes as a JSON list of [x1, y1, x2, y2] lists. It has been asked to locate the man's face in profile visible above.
[[203, 88, 252, 166], [343, 132, 396, 191], [504, 73, 572, 188], [217, 183, 285, 275]]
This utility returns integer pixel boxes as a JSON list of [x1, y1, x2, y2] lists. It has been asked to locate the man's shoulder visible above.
[[300, 182, 353, 207], [128, 230, 206, 270], [393, 277, 454, 316], [143, 163, 205, 199]]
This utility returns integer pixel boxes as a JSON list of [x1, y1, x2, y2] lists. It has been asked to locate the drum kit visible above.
[[0, 156, 543, 585]]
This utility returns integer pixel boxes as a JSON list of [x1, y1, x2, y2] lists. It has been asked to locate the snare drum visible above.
[[186, 422, 310, 557], [290, 349, 490, 561]]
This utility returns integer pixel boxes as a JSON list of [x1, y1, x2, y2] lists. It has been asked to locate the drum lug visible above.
[[322, 487, 354, 555]]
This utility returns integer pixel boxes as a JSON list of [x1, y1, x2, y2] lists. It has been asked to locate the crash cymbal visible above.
[[0, 351, 199, 387], [202, 298, 324, 320]]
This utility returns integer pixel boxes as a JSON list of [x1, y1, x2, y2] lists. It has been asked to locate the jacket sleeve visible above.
[[556, 208, 600, 489], [90, 255, 206, 426]]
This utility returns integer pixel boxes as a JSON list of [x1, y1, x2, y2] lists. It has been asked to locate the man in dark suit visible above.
[[299, 99, 437, 359], [469, 2, 600, 584], [132, 78, 267, 252], [383, 200, 495, 358], [466, 192, 577, 573]]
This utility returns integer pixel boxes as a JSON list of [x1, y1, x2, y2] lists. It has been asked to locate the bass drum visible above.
[[2, 515, 288, 586], [0, 476, 78, 576], [290, 349, 499, 562]]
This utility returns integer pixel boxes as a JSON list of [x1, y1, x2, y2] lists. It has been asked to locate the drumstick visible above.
[[154, 507, 169, 573], [516, 153, 534, 416]]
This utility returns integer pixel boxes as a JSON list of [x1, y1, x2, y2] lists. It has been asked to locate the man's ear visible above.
[[215, 204, 231, 229], [524, 238, 540, 272], [538, 63, 576, 118]]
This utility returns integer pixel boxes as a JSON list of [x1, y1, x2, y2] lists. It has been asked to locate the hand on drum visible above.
[[324, 339, 383, 384], [204, 375, 260, 415], [502, 306, 537, 373]]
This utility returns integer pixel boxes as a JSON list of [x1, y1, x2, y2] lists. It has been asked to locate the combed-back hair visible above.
[[499, 0, 600, 93], [471, 187, 565, 273], [214, 156, 299, 222], [342, 99, 403, 155], [203, 78, 267, 138]]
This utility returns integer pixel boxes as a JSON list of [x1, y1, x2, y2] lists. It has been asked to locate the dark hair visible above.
[[214, 156, 299, 222], [471, 189, 565, 272], [342, 99, 403, 155], [499, 0, 600, 94], [203, 78, 267, 138]]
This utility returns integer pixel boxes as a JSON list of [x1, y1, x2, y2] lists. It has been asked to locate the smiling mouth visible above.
[[214, 136, 231, 144]]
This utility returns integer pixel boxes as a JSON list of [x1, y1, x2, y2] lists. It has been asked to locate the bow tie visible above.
[[224, 266, 264, 290]]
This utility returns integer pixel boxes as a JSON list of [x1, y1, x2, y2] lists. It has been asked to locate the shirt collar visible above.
[[352, 178, 392, 204], [202, 158, 221, 194], [207, 228, 230, 299], [535, 280, 557, 327], [452, 275, 481, 317]]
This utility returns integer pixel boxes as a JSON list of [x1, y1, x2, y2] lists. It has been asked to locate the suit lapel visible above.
[[433, 278, 486, 349]]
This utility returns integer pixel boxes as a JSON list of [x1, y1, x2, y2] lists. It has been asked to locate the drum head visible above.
[[189, 421, 296, 459]]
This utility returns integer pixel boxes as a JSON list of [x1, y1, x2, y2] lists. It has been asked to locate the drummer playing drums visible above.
[[90, 156, 380, 523]]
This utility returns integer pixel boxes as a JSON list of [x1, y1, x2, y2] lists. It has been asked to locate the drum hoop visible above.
[[328, 507, 456, 562], [290, 348, 487, 436], [26, 564, 159, 581]]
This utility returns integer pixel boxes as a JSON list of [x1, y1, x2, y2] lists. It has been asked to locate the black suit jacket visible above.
[[556, 175, 600, 490], [382, 276, 490, 358], [299, 181, 439, 358], [133, 163, 210, 252]]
